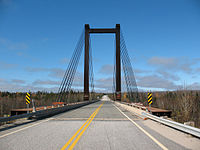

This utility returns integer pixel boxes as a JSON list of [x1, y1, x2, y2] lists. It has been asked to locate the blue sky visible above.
[[0, 0, 200, 92]]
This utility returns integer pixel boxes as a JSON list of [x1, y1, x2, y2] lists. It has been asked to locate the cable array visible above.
[[89, 37, 95, 100], [56, 31, 84, 102], [112, 42, 116, 100], [120, 30, 138, 102]]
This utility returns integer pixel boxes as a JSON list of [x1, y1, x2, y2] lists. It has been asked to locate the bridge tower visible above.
[[84, 24, 121, 101]]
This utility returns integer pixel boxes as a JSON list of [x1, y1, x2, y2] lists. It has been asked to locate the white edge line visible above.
[[114, 102, 146, 120], [0, 118, 52, 139], [113, 103, 168, 150]]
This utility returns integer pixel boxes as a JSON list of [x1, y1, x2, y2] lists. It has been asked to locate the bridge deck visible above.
[[0, 98, 188, 150]]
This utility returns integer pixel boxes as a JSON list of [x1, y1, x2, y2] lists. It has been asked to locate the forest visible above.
[[0, 90, 199, 128], [119, 90, 200, 128], [0, 91, 102, 117]]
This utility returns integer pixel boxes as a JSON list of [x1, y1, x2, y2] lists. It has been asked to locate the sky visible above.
[[0, 0, 200, 92]]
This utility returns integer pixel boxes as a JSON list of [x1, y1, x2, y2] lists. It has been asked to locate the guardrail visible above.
[[119, 101, 145, 109], [142, 112, 200, 138], [0, 100, 99, 123], [116, 101, 200, 138]]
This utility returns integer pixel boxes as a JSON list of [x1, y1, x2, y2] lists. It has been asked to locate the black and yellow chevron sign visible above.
[[148, 92, 152, 105], [26, 92, 31, 104]]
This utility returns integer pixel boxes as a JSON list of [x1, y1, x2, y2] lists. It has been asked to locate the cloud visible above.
[[99, 64, 114, 75], [0, 61, 18, 69], [156, 70, 180, 81], [25, 67, 84, 83], [12, 79, 26, 84], [0, 78, 58, 92], [94, 77, 134, 93], [25, 67, 48, 72], [0, 75, 83, 92], [148, 57, 177, 67], [134, 69, 149, 74], [25, 67, 65, 78], [48, 68, 65, 78], [8, 43, 28, 50], [0, 83, 59, 92], [0, 78, 6, 83], [0, 75, 199, 92], [196, 68, 200, 72], [137, 75, 181, 90], [26, 67, 83, 87], [0, 37, 28, 51], [32, 80, 60, 85], [72, 72, 83, 86], [95, 77, 113, 92], [187, 82, 200, 90], [148, 56, 196, 74], [60, 58, 70, 64]]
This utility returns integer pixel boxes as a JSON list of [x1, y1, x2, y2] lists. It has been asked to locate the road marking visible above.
[[61, 103, 103, 150], [0, 118, 52, 139], [113, 104, 168, 150], [68, 103, 103, 150], [60, 108, 98, 150]]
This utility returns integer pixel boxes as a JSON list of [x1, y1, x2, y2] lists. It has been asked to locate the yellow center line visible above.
[[61, 102, 103, 150], [68, 103, 103, 150]]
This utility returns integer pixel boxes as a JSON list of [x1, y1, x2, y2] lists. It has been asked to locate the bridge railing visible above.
[[0, 100, 98, 123], [115, 100, 200, 138]]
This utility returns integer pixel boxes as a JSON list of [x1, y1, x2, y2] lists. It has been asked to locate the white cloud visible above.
[[98, 64, 114, 75], [12, 79, 26, 84], [0, 37, 28, 50], [156, 70, 180, 81], [60, 58, 70, 64], [137, 75, 181, 90], [148, 56, 196, 74], [94, 77, 113, 92], [0, 78, 58, 92], [148, 57, 177, 67], [134, 69, 149, 74]]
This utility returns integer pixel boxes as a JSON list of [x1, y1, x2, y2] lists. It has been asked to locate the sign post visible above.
[[32, 99, 36, 112]]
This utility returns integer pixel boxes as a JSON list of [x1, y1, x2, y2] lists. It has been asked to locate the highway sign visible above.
[[148, 92, 152, 105], [26, 92, 31, 104]]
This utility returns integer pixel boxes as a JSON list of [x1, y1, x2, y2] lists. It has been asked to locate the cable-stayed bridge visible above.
[[56, 24, 138, 103], [0, 25, 200, 150]]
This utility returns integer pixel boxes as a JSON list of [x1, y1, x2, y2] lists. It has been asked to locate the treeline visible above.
[[1, 90, 199, 128], [150, 90, 200, 128], [0, 91, 102, 117], [109, 90, 200, 128]]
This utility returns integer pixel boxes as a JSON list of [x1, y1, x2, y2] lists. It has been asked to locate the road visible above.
[[0, 96, 187, 150]]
